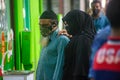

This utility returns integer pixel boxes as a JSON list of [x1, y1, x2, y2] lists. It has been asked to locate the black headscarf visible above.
[[62, 10, 96, 39], [62, 10, 96, 80]]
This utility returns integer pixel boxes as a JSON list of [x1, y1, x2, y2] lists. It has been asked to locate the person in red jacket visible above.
[[92, 0, 120, 80]]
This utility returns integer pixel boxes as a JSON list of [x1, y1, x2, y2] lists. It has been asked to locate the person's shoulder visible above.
[[57, 35, 70, 42], [100, 13, 108, 19], [95, 25, 111, 39]]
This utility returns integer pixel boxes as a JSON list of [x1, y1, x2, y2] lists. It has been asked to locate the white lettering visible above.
[[114, 50, 120, 64], [96, 48, 120, 64], [96, 49, 106, 64], [106, 48, 114, 64]]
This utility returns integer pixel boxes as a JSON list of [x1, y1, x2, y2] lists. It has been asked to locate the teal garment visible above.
[[36, 29, 70, 80], [93, 12, 110, 32]]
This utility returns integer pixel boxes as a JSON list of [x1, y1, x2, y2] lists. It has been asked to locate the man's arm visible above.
[[53, 36, 69, 80]]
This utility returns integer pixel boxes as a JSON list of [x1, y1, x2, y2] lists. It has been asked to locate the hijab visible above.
[[62, 10, 96, 39]]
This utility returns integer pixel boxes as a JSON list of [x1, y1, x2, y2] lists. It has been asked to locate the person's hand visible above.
[[58, 29, 67, 35], [58, 29, 72, 38]]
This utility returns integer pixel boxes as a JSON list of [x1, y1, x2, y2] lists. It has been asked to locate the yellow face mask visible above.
[[40, 25, 53, 37]]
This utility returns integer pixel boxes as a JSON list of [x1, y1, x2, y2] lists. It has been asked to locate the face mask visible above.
[[65, 26, 74, 35], [65, 26, 70, 33], [40, 25, 52, 37], [92, 9, 100, 16]]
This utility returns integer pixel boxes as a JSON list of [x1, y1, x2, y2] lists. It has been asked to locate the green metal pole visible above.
[[29, 0, 41, 71], [37, 0, 43, 67], [39, 0, 43, 14], [14, 0, 24, 70]]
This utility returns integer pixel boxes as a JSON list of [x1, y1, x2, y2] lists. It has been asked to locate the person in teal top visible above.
[[91, 0, 110, 33], [36, 10, 70, 80], [93, 12, 109, 32]]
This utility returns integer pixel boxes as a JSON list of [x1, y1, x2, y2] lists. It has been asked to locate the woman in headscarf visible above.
[[62, 10, 96, 80]]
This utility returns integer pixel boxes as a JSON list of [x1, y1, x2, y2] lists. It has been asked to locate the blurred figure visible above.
[[88, 1, 111, 80], [88, 25, 111, 80], [36, 10, 69, 80], [61, 10, 96, 80], [92, 0, 120, 80], [91, 0, 110, 32]]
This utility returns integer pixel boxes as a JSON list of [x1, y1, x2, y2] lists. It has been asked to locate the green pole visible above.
[[39, 0, 43, 14], [29, 0, 41, 71], [14, 0, 24, 70], [58, 14, 63, 30]]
